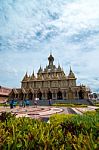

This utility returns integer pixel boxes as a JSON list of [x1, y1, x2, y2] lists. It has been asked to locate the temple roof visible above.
[[21, 54, 76, 82]]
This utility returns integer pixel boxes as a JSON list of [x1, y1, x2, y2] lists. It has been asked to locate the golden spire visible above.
[[32, 70, 34, 76], [30, 70, 36, 80], [68, 66, 75, 78], [22, 71, 28, 81], [38, 65, 43, 73]]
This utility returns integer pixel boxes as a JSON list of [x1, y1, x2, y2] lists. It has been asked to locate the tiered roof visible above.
[[22, 53, 76, 82]]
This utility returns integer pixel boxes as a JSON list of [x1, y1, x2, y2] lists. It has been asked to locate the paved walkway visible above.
[[0, 106, 63, 119], [0, 106, 98, 120]]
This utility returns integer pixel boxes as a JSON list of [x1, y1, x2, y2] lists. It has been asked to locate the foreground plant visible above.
[[0, 112, 99, 150]]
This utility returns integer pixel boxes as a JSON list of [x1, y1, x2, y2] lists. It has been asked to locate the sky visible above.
[[0, 0, 99, 92]]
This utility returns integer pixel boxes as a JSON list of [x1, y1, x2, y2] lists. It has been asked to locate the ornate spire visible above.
[[68, 66, 75, 78], [31, 70, 36, 80], [22, 72, 28, 81], [25, 72, 28, 78], [48, 52, 54, 67], [57, 63, 62, 71], [32, 70, 34, 77], [38, 65, 43, 73]]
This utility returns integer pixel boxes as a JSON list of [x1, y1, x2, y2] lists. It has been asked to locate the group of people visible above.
[[9, 98, 52, 109]]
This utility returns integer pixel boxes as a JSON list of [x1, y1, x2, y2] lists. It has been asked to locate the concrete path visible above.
[[0, 106, 98, 120]]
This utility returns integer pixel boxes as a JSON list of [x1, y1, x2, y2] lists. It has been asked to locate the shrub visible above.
[[95, 103, 99, 107], [53, 103, 87, 107], [0, 103, 9, 107], [0, 112, 15, 123], [0, 112, 99, 149]]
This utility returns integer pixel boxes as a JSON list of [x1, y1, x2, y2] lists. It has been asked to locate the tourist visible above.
[[49, 99, 51, 106], [34, 98, 37, 107], [10, 99, 14, 109]]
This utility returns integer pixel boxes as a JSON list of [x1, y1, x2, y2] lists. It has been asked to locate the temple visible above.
[[9, 53, 89, 100]]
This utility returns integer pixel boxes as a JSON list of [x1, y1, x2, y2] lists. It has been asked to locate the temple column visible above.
[[15, 94, 16, 99], [32, 94, 34, 100]]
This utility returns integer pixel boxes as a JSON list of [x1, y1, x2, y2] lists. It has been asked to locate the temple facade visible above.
[[9, 54, 89, 100]]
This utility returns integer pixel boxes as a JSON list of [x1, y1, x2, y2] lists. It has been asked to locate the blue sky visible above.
[[0, 0, 99, 92]]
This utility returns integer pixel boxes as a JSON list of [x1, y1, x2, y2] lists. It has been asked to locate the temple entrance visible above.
[[37, 91, 42, 100], [28, 92, 33, 100], [68, 92, 73, 100], [19, 93, 24, 100], [68, 88, 73, 100], [79, 90, 84, 99], [57, 91, 62, 100], [15, 94, 18, 99], [47, 91, 52, 100], [34, 93, 36, 99]]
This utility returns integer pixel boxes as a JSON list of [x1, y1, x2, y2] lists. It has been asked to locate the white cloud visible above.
[[0, 0, 99, 92]]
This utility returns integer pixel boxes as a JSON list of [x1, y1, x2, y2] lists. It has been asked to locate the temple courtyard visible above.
[[0, 105, 98, 121]]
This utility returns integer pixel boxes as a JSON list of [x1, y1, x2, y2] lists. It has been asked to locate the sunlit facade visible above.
[[10, 54, 89, 100]]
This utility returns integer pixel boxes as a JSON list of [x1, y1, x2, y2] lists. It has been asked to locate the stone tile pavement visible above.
[[0, 106, 98, 120]]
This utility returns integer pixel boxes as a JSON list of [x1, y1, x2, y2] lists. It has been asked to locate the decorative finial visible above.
[[50, 50, 52, 55], [58, 60, 60, 66], [32, 70, 34, 76], [22, 71, 28, 81], [70, 66, 72, 72], [40, 64, 42, 69], [25, 71, 28, 77], [38, 65, 43, 73]]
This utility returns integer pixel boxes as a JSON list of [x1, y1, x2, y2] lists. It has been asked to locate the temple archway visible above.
[[9, 90, 15, 99], [79, 90, 84, 99], [15, 94, 18, 99], [63, 91, 67, 99], [37, 91, 42, 100], [19, 92, 24, 100], [57, 91, 62, 100], [28, 92, 33, 100], [47, 91, 52, 100]]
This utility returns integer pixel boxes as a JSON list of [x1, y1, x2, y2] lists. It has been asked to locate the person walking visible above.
[[49, 99, 51, 106], [34, 98, 37, 107]]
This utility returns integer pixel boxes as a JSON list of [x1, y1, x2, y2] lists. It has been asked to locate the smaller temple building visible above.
[[0, 86, 11, 102], [9, 54, 89, 100]]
